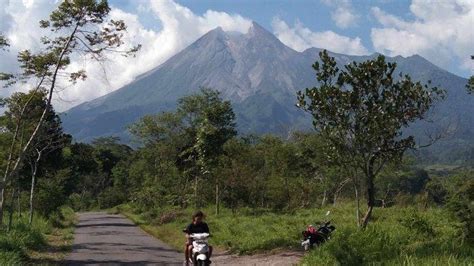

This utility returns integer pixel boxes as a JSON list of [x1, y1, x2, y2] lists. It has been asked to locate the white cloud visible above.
[[321, 0, 359, 29], [271, 18, 368, 55], [0, 0, 57, 97], [0, 0, 252, 111], [370, 0, 474, 74]]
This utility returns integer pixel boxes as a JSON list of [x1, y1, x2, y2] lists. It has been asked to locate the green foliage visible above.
[[302, 206, 472, 265], [398, 210, 435, 236], [129, 89, 237, 208], [98, 186, 127, 209], [0, 215, 49, 264], [468, 76, 473, 93], [35, 174, 67, 217], [0, 207, 75, 264], [297, 50, 445, 225], [446, 173, 474, 244], [297, 51, 444, 166]]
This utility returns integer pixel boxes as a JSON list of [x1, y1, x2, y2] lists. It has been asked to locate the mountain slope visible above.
[[62, 22, 473, 161]]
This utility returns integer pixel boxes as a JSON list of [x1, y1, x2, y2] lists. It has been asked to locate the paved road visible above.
[[65, 212, 183, 265]]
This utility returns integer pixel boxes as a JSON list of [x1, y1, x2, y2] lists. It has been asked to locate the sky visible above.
[[0, 0, 473, 111]]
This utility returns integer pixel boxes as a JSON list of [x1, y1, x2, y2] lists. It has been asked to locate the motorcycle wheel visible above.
[[196, 260, 209, 266]]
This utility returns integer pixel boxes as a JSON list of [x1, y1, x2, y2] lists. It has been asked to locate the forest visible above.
[[0, 0, 473, 265]]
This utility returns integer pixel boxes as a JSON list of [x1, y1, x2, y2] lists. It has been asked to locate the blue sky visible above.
[[173, 0, 412, 49]]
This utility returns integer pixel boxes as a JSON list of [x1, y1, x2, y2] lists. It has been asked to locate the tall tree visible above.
[[297, 50, 444, 227], [2, 90, 70, 225], [0, 0, 140, 225], [179, 89, 236, 209]]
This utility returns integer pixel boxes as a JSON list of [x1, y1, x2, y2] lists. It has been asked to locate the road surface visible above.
[[66, 212, 302, 265], [65, 212, 183, 265]]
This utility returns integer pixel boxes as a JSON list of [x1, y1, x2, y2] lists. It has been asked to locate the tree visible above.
[[0, 0, 140, 225], [1, 89, 70, 225], [297, 50, 444, 227], [130, 89, 236, 210], [0, 34, 7, 49], [183, 89, 236, 212]]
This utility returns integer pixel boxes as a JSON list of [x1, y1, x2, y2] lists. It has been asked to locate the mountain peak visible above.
[[191, 26, 227, 49], [203, 26, 225, 38], [247, 21, 275, 39]]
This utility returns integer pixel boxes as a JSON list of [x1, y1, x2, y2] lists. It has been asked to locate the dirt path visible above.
[[65, 212, 182, 265], [66, 212, 302, 265], [212, 251, 302, 265]]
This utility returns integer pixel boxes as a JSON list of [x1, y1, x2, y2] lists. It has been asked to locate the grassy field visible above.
[[0, 207, 76, 265], [113, 202, 473, 265]]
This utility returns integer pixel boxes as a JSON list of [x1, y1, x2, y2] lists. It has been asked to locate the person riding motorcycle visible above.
[[184, 211, 213, 265]]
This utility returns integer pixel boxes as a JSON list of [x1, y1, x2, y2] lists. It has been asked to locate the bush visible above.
[[398, 211, 435, 237], [303, 227, 402, 265], [68, 192, 95, 211], [0, 218, 48, 265], [8, 223, 46, 249], [447, 178, 474, 244], [0, 251, 24, 265], [98, 187, 127, 209], [36, 178, 66, 216]]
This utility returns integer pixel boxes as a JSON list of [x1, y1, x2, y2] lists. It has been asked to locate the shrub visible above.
[[398, 211, 435, 237], [0, 251, 24, 265], [36, 178, 66, 216], [68, 192, 95, 211], [447, 178, 474, 244], [309, 227, 401, 265], [98, 186, 127, 209]]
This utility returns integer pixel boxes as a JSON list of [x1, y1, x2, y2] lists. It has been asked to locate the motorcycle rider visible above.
[[184, 211, 213, 265]]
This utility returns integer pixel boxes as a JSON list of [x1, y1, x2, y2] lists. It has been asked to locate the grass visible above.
[[0, 206, 76, 265], [112, 202, 473, 265], [300, 206, 473, 265]]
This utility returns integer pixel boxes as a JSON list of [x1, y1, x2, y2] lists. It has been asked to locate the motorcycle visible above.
[[188, 233, 211, 266], [301, 211, 336, 251]]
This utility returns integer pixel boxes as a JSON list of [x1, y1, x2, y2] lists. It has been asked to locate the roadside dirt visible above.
[[212, 250, 303, 265]]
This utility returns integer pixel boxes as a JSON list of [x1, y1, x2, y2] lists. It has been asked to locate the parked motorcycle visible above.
[[189, 233, 211, 266], [301, 212, 335, 251]]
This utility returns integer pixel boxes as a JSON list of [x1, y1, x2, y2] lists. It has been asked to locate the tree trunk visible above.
[[0, 120, 24, 227], [285, 177, 291, 208], [354, 180, 361, 227], [194, 175, 199, 208], [29, 162, 38, 225], [362, 172, 375, 228], [215, 183, 219, 216], [7, 189, 16, 232], [321, 190, 327, 206], [17, 188, 21, 218], [333, 178, 350, 206]]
